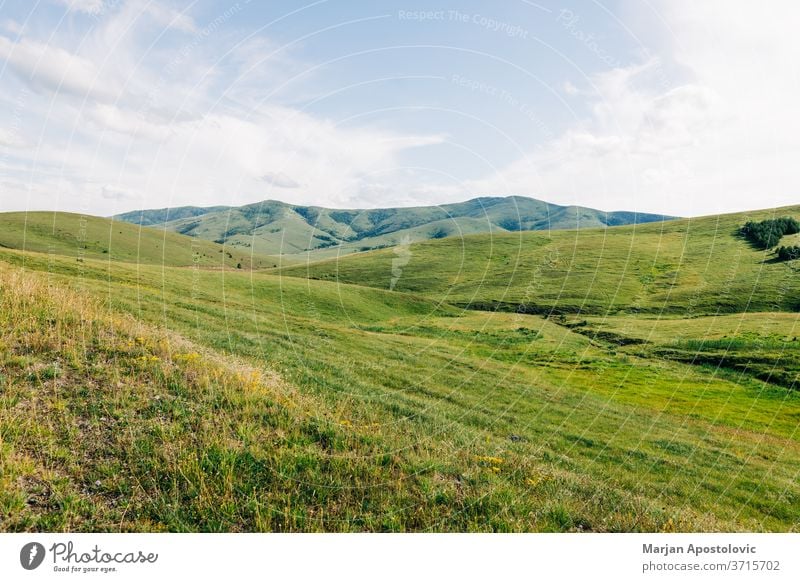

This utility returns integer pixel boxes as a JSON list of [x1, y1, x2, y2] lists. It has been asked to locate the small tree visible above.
[[777, 246, 800, 261]]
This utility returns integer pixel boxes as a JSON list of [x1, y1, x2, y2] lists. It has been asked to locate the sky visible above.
[[0, 0, 798, 217]]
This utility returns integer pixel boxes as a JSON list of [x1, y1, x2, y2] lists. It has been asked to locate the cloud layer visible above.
[[476, 0, 800, 215], [0, 1, 444, 215], [1, 1, 798, 216]]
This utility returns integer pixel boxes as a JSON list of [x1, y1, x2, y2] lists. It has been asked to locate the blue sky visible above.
[[1, 0, 798, 216]]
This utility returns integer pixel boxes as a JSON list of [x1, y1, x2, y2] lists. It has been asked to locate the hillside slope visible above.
[[0, 212, 276, 269], [282, 205, 800, 315], [0, 262, 469, 531], [3, 239, 800, 531], [4, 206, 800, 532], [114, 197, 674, 257], [116, 205, 230, 227]]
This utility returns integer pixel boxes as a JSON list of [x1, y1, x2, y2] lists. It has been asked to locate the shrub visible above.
[[777, 245, 800, 261], [739, 217, 800, 249]]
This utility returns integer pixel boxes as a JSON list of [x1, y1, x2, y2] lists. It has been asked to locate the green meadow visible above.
[[0, 211, 279, 269], [284, 205, 800, 314], [1, 207, 799, 532]]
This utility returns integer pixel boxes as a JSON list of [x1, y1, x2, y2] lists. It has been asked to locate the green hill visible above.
[[114, 196, 674, 258], [0, 211, 278, 269], [2, 204, 799, 532], [282, 204, 800, 315], [115, 205, 231, 227]]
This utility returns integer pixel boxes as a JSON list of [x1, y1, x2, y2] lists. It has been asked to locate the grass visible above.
[[1, 207, 800, 532], [281, 204, 800, 314], [574, 312, 800, 392], [0, 211, 278, 269]]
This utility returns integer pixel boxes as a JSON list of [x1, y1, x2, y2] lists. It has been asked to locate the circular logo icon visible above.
[[20, 542, 46, 570]]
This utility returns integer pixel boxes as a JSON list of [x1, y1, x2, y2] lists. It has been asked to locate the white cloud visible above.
[[8, 0, 797, 218], [0, 35, 120, 101], [141, 3, 197, 34], [55, 0, 106, 15], [1, 19, 24, 35], [100, 184, 136, 200], [55, 0, 195, 33], [0, 2, 444, 215], [120, 107, 445, 211], [563, 80, 579, 96], [260, 172, 301, 189], [477, 0, 800, 216], [0, 127, 27, 148], [0, 92, 445, 214], [87, 104, 174, 141]]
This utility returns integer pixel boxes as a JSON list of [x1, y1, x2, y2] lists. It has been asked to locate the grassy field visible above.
[[282, 205, 800, 314], [0, 212, 278, 269], [1, 207, 799, 532], [571, 312, 800, 392]]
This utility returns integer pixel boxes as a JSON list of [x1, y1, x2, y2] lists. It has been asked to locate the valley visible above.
[[1, 203, 799, 532]]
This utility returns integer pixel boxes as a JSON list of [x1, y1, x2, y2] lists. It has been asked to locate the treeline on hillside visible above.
[[739, 217, 800, 249]]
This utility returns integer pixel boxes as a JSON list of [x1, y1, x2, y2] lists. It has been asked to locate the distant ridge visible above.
[[115, 196, 676, 257]]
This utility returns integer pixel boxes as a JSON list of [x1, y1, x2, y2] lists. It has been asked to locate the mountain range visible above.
[[115, 196, 675, 257]]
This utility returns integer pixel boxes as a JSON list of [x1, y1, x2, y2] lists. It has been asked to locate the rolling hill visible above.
[[0, 211, 278, 269], [2, 204, 799, 532], [281, 204, 800, 315], [115, 196, 674, 258]]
